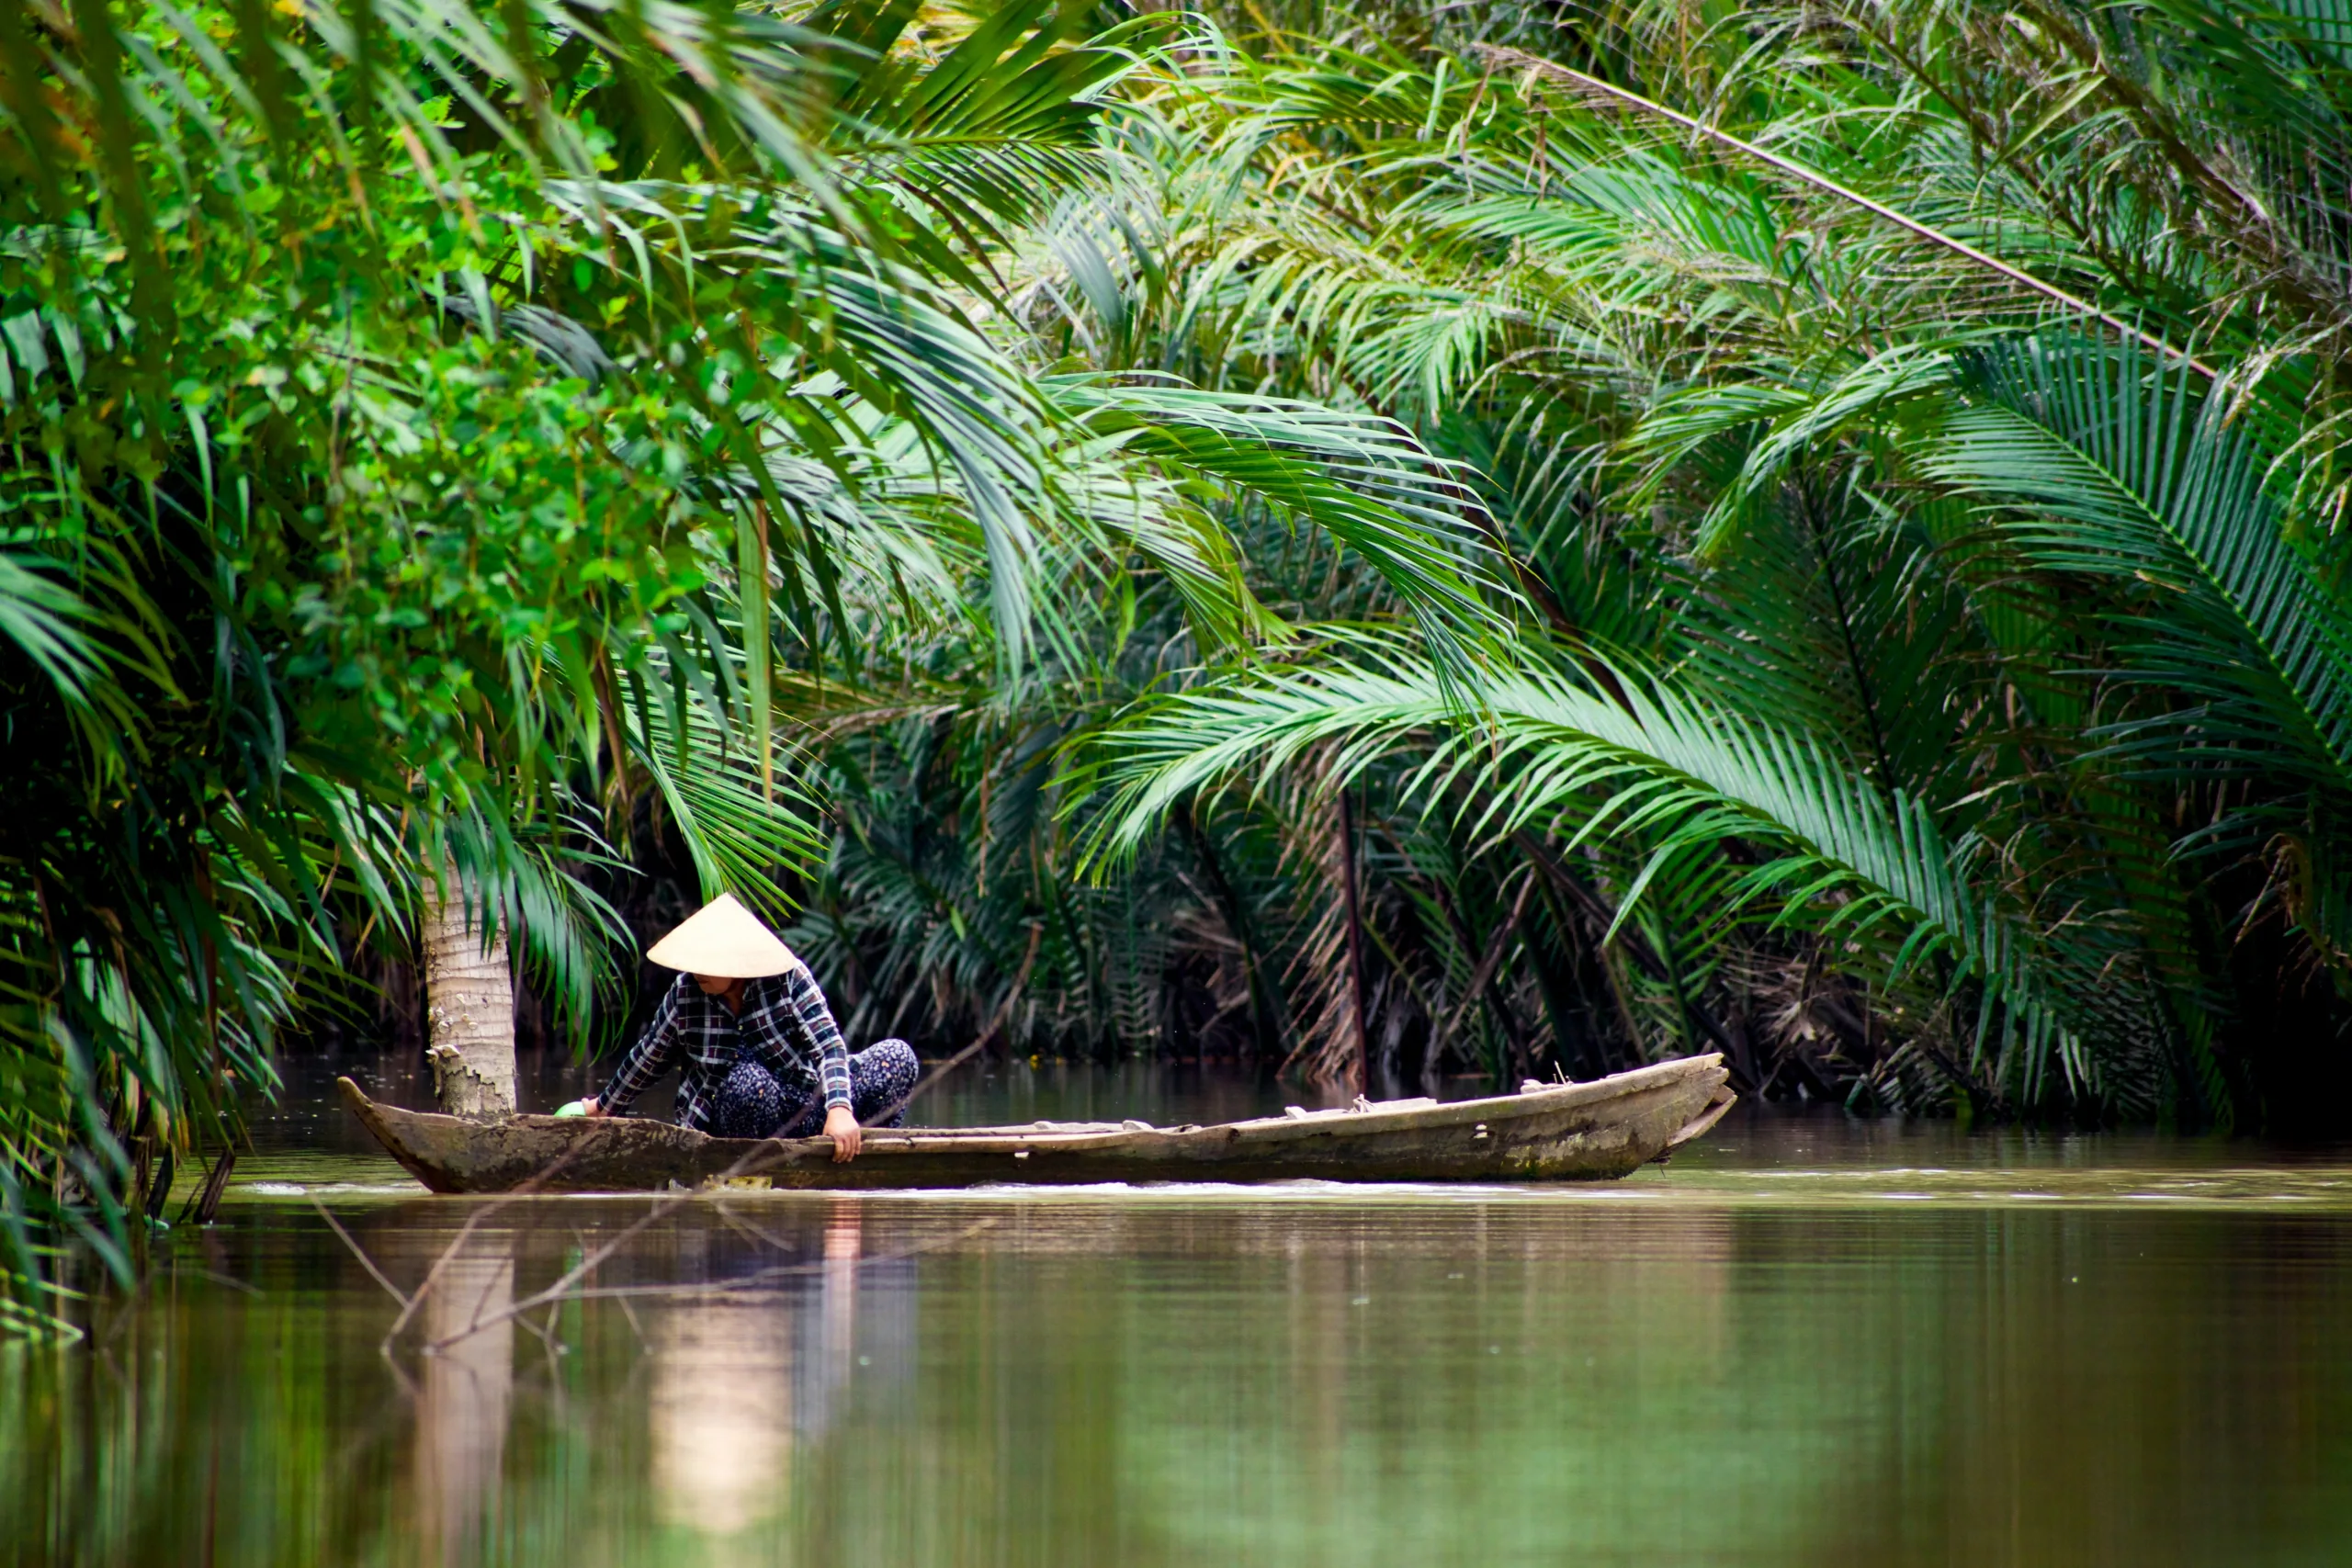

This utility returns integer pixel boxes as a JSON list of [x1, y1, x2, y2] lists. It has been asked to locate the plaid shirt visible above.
[[598, 966, 853, 1130]]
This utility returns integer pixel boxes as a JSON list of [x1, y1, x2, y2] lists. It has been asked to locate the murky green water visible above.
[[7, 1058, 2351, 1566]]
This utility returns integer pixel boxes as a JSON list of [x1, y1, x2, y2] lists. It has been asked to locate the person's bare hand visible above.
[[824, 1104, 862, 1162], [581, 1096, 605, 1118]]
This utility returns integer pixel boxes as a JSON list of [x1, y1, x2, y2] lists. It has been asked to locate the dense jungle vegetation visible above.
[[7, 0, 2352, 1325]]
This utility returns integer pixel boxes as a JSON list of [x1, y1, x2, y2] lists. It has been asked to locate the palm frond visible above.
[[1080, 645, 2120, 1099], [1922, 335, 2352, 797]]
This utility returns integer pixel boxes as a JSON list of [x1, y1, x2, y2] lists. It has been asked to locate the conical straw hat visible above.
[[645, 893, 799, 978]]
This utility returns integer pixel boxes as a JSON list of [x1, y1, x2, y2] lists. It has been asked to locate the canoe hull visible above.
[[338, 1055, 1734, 1194]]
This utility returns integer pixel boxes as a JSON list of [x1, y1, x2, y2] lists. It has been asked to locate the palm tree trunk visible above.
[[422, 874, 516, 1117]]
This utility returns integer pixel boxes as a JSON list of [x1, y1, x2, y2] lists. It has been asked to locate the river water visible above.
[[5, 1052, 2350, 1566]]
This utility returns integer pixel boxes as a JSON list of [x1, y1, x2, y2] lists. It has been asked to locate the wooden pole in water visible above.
[[1336, 786, 1370, 1098]]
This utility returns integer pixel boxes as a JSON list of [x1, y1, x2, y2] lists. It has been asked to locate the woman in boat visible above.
[[578, 893, 919, 1162]]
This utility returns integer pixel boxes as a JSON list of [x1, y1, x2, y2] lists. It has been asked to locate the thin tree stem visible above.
[[1336, 785, 1371, 1095]]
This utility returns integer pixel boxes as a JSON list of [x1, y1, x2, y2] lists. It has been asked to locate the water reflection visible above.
[[4, 1176, 2351, 1566], [644, 1197, 878, 1543], [415, 1233, 516, 1566], [650, 1296, 791, 1538]]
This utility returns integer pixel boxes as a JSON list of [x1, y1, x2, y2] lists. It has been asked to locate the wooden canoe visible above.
[[337, 1055, 1736, 1194]]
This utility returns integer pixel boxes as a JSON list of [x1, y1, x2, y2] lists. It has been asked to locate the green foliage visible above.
[[13, 0, 2352, 1335], [0, 0, 1122, 1325], [1006, 0, 2352, 1125], [0, 0, 1508, 1335]]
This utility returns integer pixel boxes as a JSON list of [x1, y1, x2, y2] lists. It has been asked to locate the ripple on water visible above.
[[194, 1165, 2352, 1212], [183, 1113, 2352, 1214]]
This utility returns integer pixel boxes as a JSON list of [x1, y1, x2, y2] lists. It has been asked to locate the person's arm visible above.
[[584, 979, 684, 1118], [782, 965, 854, 1111], [770, 963, 860, 1160]]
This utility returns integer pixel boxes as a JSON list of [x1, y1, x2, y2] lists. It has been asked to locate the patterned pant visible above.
[[707, 1039, 921, 1140]]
